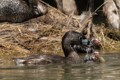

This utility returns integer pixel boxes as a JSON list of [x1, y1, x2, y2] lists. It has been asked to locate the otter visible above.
[[0, 0, 47, 23], [62, 30, 95, 54], [13, 31, 103, 66], [62, 30, 105, 63]]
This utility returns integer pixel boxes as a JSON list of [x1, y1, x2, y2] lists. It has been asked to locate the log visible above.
[[103, 0, 120, 29]]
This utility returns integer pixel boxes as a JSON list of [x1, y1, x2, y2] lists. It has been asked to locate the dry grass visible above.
[[0, 5, 119, 58], [93, 26, 120, 52]]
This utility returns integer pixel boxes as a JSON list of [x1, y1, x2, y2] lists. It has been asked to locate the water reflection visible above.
[[0, 53, 120, 80]]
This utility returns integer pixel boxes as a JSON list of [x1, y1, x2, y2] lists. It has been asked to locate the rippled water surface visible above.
[[0, 53, 120, 80]]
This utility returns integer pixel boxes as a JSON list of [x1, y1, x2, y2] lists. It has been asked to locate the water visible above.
[[0, 53, 120, 80]]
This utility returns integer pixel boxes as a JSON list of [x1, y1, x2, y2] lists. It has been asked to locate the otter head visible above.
[[25, 0, 47, 16]]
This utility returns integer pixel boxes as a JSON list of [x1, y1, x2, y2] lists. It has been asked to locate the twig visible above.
[[39, 0, 67, 17], [17, 28, 23, 36], [66, 10, 75, 28], [94, 0, 108, 13]]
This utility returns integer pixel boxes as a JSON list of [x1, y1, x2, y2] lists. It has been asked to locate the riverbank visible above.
[[0, 6, 119, 58]]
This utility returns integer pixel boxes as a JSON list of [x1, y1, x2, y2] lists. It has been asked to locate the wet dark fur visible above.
[[13, 31, 95, 65], [13, 31, 82, 65], [13, 54, 65, 65], [62, 30, 86, 57]]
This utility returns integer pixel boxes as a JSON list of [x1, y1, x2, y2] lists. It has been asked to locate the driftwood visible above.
[[57, 0, 78, 15], [103, 0, 120, 29]]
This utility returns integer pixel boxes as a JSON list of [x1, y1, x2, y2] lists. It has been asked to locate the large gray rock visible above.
[[0, 0, 47, 22]]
